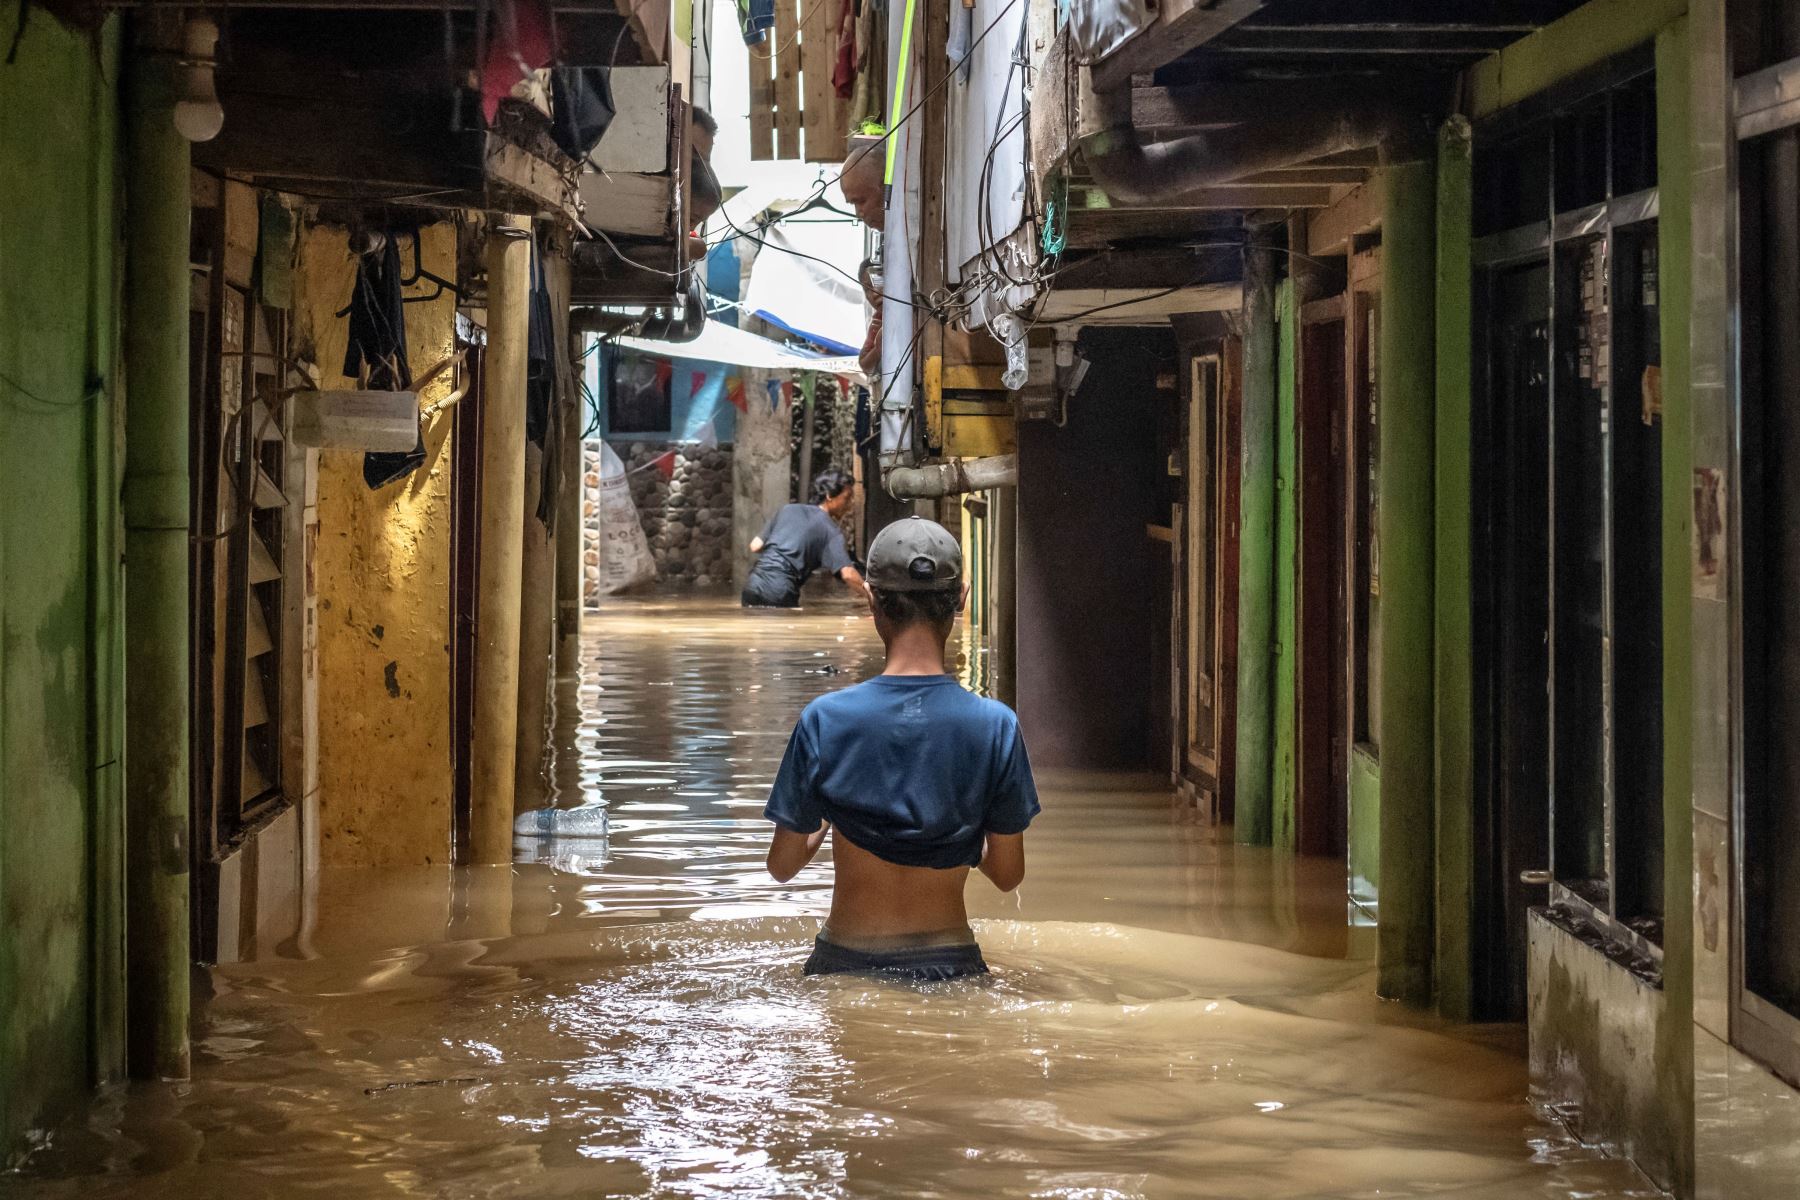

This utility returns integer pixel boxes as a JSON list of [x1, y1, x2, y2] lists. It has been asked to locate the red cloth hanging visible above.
[[481, 0, 555, 125], [832, 0, 857, 100]]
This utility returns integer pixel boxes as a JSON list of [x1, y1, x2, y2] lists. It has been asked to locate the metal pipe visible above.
[[885, 454, 1017, 499], [470, 215, 532, 865], [1077, 67, 1424, 207], [122, 32, 192, 1081]]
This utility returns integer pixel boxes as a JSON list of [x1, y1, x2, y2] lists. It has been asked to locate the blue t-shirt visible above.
[[746, 504, 853, 605], [764, 675, 1040, 869]]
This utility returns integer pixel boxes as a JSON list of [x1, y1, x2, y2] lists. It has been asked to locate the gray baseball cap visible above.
[[865, 516, 963, 592]]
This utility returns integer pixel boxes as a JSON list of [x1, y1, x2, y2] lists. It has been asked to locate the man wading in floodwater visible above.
[[762, 517, 1040, 980], [743, 469, 867, 607]]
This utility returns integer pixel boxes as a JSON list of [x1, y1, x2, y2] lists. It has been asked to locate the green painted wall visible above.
[[1433, 117, 1476, 1022], [1376, 156, 1438, 1007], [1654, 19, 1695, 1195], [0, 16, 126, 1155], [1273, 280, 1299, 852], [1234, 237, 1279, 845]]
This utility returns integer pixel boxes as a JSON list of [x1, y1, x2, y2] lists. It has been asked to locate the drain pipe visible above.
[[885, 454, 1017, 499], [1077, 69, 1422, 205]]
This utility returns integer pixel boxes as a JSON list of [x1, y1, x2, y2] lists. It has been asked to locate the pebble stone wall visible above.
[[581, 439, 735, 605]]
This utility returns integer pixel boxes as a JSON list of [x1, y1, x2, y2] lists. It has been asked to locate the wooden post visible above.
[[122, 30, 192, 1080], [471, 215, 531, 864], [514, 441, 555, 812]]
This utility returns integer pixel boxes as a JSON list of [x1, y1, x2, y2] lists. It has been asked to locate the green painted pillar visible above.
[[1376, 151, 1437, 1007], [122, 33, 192, 1080], [1433, 116, 1475, 1021], [1234, 228, 1279, 846], [1654, 18, 1696, 1193], [1272, 279, 1299, 852]]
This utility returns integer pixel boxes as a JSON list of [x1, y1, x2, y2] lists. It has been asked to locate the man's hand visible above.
[[767, 824, 829, 882], [750, 537, 766, 555], [859, 314, 883, 377], [978, 832, 1025, 892], [839, 564, 868, 597]]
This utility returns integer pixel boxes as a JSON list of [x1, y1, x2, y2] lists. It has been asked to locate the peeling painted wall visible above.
[[293, 224, 458, 868], [1529, 910, 1675, 1189], [731, 368, 791, 592], [0, 17, 125, 1157]]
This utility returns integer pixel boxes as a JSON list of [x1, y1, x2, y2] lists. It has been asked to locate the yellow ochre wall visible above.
[[293, 223, 458, 866]]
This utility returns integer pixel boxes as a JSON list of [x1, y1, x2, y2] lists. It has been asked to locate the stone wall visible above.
[[620, 441, 736, 589]]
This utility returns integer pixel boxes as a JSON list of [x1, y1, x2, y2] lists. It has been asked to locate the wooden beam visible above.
[[1305, 180, 1381, 255], [485, 137, 583, 223], [749, 24, 776, 158], [1035, 282, 1243, 323], [1090, 0, 1263, 94], [1073, 183, 1335, 209]]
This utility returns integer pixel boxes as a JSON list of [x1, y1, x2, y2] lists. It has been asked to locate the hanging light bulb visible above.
[[172, 16, 224, 143]]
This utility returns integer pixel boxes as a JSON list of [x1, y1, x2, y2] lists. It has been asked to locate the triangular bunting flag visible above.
[[781, 380, 795, 408], [689, 370, 707, 398], [693, 419, 719, 450], [654, 359, 673, 391], [651, 449, 678, 481], [727, 377, 748, 412], [766, 379, 783, 412]]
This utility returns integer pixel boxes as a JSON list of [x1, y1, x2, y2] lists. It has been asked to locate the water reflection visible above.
[[9, 594, 1659, 1198]]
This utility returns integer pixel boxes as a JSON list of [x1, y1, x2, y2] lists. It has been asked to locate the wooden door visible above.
[[1298, 305, 1349, 857]]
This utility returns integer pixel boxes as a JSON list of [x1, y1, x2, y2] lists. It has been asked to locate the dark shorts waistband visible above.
[[741, 586, 799, 608], [803, 931, 988, 981]]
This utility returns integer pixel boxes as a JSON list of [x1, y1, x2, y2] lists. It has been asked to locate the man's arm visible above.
[[979, 832, 1025, 892], [767, 823, 829, 882], [837, 564, 867, 595]]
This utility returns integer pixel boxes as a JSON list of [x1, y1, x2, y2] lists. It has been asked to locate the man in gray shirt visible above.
[[744, 469, 867, 607]]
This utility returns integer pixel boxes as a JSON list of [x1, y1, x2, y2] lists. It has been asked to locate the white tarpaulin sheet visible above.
[[742, 221, 867, 355], [945, 0, 1029, 284], [615, 319, 863, 375]]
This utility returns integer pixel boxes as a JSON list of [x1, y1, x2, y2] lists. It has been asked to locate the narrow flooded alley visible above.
[[13, 598, 1656, 1199]]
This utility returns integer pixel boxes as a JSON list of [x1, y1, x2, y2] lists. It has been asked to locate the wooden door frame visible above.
[[1297, 294, 1350, 858], [1185, 352, 1224, 783]]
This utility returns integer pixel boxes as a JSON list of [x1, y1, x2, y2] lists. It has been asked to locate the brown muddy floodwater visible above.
[[11, 595, 1660, 1199]]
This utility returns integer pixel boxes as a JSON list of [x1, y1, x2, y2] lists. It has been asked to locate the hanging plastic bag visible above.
[[598, 441, 656, 593]]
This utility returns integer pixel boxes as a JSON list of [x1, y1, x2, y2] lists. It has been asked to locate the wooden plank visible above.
[[578, 171, 673, 237], [801, 0, 847, 162], [799, 0, 829, 160], [774, 0, 805, 158], [749, 19, 776, 159], [1091, 0, 1263, 93]]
